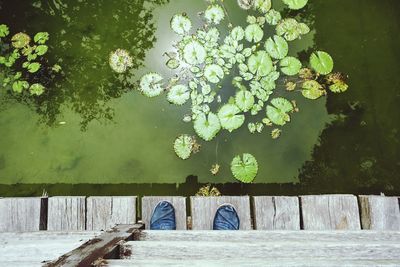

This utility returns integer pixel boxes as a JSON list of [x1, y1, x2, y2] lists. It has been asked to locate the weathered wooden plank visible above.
[[121, 240, 400, 260], [138, 230, 400, 242], [105, 259, 400, 267], [0, 197, 43, 232], [86, 197, 136, 230], [47, 197, 86, 231], [300, 195, 361, 230], [190, 196, 251, 230], [141, 197, 186, 230], [44, 224, 143, 267], [360, 195, 400, 230], [253, 196, 300, 230]]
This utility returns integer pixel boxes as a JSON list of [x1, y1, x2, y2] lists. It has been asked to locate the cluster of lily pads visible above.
[[110, 0, 348, 183], [0, 24, 61, 96]]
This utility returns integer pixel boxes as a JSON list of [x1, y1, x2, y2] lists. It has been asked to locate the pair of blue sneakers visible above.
[[150, 201, 240, 230]]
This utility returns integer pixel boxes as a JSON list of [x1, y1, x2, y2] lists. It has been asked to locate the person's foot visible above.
[[150, 201, 176, 230], [213, 204, 240, 230]]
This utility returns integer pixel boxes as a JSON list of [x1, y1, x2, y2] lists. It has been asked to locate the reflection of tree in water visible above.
[[0, 0, 169, 129]]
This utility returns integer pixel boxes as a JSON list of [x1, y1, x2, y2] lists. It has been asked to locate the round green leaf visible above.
[[247, 51, 273, 77], [218, 104, 245, 132], [265, 35, 288, 60], [204, 5, 225, 24], [170, 14, 192, 36], [109, 49, 133, 73], [245, 24, 264, 43], [34, 32, 49, 44], [194, 112, 221, 141], [265, 10, 281, 25], [204, 64, 224, 83], [139, 73, 164, 97], [231, 26, 245, 41], [266, 97, 293, 126], [310, 51, 334, 75], [301, 80, 325, 99], [280, 56, 302, 76], [231, 153, 258, 183], [27, 62, 41, 73], [235, 90, 255, 112], [35, 45, 48, 56], [29, 83, 45, 96], [0, 24, 9, 37], [183, 40, 206, 65], [253, 0, 271, 13], [11, 33, 30, 48], [167, 84, 190, 105], [276, 18, 303, 41], [12, 80, 29, 93], [174, 135, 193, 160], [282, 0, 308, 10], [329, 80, 348, 93]]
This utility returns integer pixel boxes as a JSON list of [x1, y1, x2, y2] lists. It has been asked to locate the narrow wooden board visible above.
[[86, 197, 136, 231], [44, 224, 143, 267], [360, 195, 400, 230], [0, 197, 43, 232], [300, 195, 361, 230], [190, 196, 251, 230], [141, 197, 186, 230], [47, 197, 86, 231], [253, 196, 300, 230]]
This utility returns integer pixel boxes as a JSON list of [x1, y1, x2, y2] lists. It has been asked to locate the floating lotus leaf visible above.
[[276, 18, 308, 41], [218, 104, 245, 132], [310, 51, 334, 75], [280, 56, 302, 76], [266, 97, 293, 126], [231, 26, 245, 41], [139, 73, 164, 97], [170, 14, 192, 35], [166, 58, 180, 69], [235, 90, 255, 112], [282, 0, 308, 10], [204, 27, 220, 44], [230, 153, 258, 183], [194, 112, 221, 141], [237, 0, 253, 10], [329, 80, 349, 93], [247, 51, 273, 77], [109, 49, 133, 73], [174, 134, 193, 160], [27, 62, 41, 73], [204, 5, 225, 24], [254, 0, 271, 13], [35, 45, 48, 56], [12, 80, 29, 93], [245, 24, 264, 43], [298, 23, 310, 35], [167, 84, 190, 105], [33, 32, 49, 44], [11, 33, 30, 48], [204, 64, 224, 83], [29, 83, 45, 96], [265, 10, 281, 25], [0, 24, 9, 37], [265, 35, 288, 60], [183, 40, 207, 65], [301, 80, 325, 100]]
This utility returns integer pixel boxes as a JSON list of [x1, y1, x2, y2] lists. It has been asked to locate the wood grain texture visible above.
[[47, 197, 86, 231], [301, 195, 361, 230], [138, 230, 400, 242], [0, 197, 42, 232], [141, 197, 186, 230], [253, 196, 300, 230], [86, 197, 136, 231], [121, 240, 400, 260], [360, 195, 400, 230], [190, 196, 251, 230], [105, 259, 400, 267]]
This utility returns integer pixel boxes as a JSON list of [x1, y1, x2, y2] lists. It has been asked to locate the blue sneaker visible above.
[[213, 204, 240, 230], [150, 201, 176, 230]]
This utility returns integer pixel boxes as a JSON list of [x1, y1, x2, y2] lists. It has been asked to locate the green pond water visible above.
[[0, 0, 399, 196]]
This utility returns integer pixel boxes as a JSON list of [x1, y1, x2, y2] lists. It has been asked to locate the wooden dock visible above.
[[0, 194, 399, 266]]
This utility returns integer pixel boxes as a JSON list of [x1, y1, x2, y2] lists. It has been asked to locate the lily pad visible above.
[[276, 18, 308, 41], [245, 24, 264, 43], [247, 51, 273, 77], [167, 84, 190, 105], [11, 33, 30, 48], [29, 83, 45, 96], [282, 0, 308, 10], [310, 51, 334, 75], [194, 112, 221, 141], [183, 40, 207, 65], [27, 62, 41, 73], [33, 32, 49, 44], [301, 80, 325, 99], [230, 153, 258, 183], [280, 56, 302, 76], [218, 104, 245, 132], [254, 0, 271, 13], [329, 80, 349, 93], [109, 49, 133, 73], [265, 10, 281, 25], [174, 135, 193, 160], [0, 24, 9, 37], [12, 80, 29, 93], [204, 64, 224, 83], [266, 97, 293, 126], [235, 90, 255, 112], [139, 73, 164, 97], [35, 45, 48, 56], [265, 35, 288, 60], [170, 14, 192, 35], [231, 26, 245, 41], [204, 5, 225, 24]]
